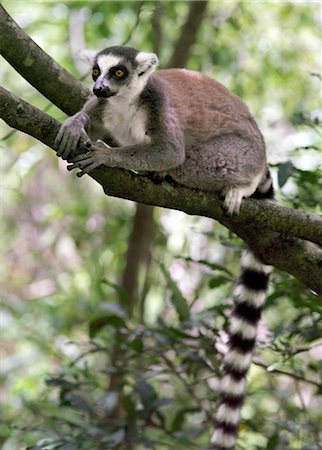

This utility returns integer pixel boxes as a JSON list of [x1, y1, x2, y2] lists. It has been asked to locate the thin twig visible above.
[[122, 1, 145, 46], [253, 360, 322, 388], [161, 353, 214, 423]]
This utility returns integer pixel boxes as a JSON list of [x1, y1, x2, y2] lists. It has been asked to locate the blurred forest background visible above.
[[0, 1, 321, 450]]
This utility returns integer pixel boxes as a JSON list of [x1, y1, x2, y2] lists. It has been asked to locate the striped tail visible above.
[[211, 170, 274, 450]]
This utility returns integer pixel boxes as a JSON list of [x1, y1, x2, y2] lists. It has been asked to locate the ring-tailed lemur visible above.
[[55, 46, 274, 449]]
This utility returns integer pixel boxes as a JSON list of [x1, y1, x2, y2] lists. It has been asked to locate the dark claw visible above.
[[79, 142, 92, 153]]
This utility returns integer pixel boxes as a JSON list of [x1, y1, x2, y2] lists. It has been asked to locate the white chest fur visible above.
[[102, 98, 150, 146]]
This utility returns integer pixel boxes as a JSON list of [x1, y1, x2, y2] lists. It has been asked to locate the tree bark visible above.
[[1, 86, 321, 295], [0, 4, 89, 115], [120, 204, 155, 314], [167, 1, 209, 68]]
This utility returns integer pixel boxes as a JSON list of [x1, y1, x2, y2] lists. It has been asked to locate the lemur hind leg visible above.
[[169, 136, 265, 216]]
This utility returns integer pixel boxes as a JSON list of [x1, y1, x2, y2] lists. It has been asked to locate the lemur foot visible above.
[[223, 187, 243, 216]]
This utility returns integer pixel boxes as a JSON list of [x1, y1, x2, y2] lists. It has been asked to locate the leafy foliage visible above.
[[1, 1, 321, 450]]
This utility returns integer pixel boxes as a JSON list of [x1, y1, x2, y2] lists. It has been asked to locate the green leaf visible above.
[[208, 276, 230, 289], [160, 263, 190, 322], [137, 377, 157, 411], [158, 326, 199, 341], [267, 433, 279, 450], [123, 394, 136, 417], [129, 336, 144, 353], [59, 444, 78, 450], [267, 361, 283, 372], [89, 314, 127, 337], [101, 429, 125, 446], [101, 278, 130, 308], [278, 161, 294, 187], [63, 392, 93, 414], [45, 378, 78, 390], [171, 410, 185, 432]]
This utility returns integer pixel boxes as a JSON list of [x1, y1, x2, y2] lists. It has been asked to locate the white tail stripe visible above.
[[211, 429, 236, 448], [234, 284, 266, 308], [224, 350, 253, 371], [220, 375, 245, 396], [241, 250, 272, 275], [229, 316, 257, 340], [213, 247, 271, 450], [216, 404, 241, 424]]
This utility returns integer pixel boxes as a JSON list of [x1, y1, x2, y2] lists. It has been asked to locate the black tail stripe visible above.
[[223, 365, 248, 380], [213, 246, 271, 450], [228, 334, 256, 353], [215, 420, 239, 435], [240, 270, 269, 291], [233, 303, 262, 324], [219, 392, 244, 408]]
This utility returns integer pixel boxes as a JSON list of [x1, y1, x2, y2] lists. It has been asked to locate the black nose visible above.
[[93, 85, 113, 98]]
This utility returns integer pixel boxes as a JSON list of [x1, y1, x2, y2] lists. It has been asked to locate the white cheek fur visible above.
[[95, 52, 156, 147]]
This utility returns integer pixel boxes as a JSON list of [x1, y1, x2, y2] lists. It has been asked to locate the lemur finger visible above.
[[55, 126, 72, 149], [55, 128, 66, 155], [76, 162, 100, 177], [61, 134, 79, 160], [67, 155, 94, 171], [54, 133, 61, 150], [66, 161, 88, 171], [58, 132, 73, 158], [69, 152, 93, 163], [66, 163, 77, 171]]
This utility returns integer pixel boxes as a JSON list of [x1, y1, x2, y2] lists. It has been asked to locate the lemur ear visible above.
[[136, 52, 159, 76], [79, 49, 98, 66]]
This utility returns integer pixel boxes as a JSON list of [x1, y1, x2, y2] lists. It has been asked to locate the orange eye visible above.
[[115, 69, 125, 78], [92, 68, 100, 79]]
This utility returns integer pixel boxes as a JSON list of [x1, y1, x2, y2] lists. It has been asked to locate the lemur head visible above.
[[88, 46, 158, 100]]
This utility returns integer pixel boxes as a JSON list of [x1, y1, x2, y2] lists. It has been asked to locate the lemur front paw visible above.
[[67, 141, 113, 177], [54, 121, 92, 160]]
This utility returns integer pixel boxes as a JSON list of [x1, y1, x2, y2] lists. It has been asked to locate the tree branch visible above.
[[120, 203, 155, 314], [167, 1, 209, 68], [1, 86, 321, 295], [151, 1, 163, 56], [0, 86, 59, 147], [0, 4, 89, 115]]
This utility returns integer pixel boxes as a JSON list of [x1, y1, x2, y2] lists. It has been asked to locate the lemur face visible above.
[[91, 46, 158, 99]]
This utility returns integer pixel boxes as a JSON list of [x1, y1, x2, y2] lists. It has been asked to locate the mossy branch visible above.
[[0, 4, 89, 115], [1, 86, 322, 295]]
